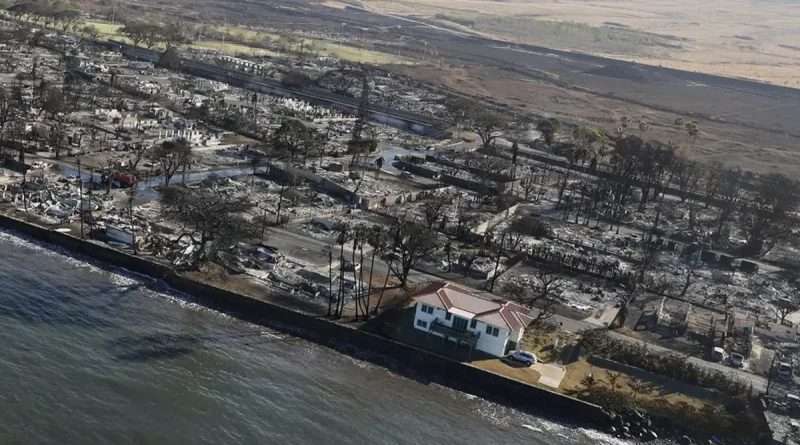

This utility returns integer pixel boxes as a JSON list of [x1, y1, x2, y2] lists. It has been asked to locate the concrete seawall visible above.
[[0, 213, 609, 426]]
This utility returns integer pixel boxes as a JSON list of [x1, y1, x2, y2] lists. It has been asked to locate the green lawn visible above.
[[0, 13, 416, 65], [86, 21, 122, 35], [82, 20, 414, 64]]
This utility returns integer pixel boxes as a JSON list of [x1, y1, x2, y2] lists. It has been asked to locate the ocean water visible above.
[[0, 229, 631, 445]]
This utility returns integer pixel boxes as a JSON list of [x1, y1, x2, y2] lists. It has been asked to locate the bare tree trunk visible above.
[[275, 177, 287, 225], [327, 248, 333, 316], [337, 240, 346, 317], [358, 239, 367, 319], [367, 245, 377, 315], [351, 233, 360, 320], [375, 256, 394, 311]]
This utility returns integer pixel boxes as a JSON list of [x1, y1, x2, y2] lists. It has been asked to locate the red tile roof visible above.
[[413, 282, 534, 332]]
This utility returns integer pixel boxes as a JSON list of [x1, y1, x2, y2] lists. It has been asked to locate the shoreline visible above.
[[0, 212, 610, 430]]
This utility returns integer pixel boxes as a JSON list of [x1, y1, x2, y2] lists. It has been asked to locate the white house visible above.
[[412, 282, 534, 357]]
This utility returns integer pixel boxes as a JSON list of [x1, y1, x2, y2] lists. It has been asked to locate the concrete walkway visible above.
[[532, 362, 567, 389]]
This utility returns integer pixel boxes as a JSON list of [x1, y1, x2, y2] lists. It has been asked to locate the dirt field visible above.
[[388, 62, 800, 174], [75, 0, 800, 174], [363, 0, 800, 87]]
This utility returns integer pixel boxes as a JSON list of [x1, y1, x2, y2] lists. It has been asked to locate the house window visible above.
[[426, 306, 434, 314], [485, 326, 499, 337], [470, 319, 477, 329], [445, 312, 452, 321], [420, 304, 428, 313], [416, 319, 428, 328]]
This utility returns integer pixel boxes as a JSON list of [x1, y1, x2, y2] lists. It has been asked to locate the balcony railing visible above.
[[429, 319, 480, 347]]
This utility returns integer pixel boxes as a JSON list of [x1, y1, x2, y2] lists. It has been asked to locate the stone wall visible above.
[[0, 213, 610, 427]]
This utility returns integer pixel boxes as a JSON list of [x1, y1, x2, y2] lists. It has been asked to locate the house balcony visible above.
[[429, 319, 480, 348]]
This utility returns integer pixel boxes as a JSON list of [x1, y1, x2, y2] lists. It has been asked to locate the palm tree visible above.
[[334, 222, 351, 317], [365, 226, 388, 316]]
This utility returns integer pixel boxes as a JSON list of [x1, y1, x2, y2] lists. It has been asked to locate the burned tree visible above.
[[275, 171, 299, 226], [739, 173, 800, 256], [609, 135, 645, 207], [556, 127, 603, 211], [672, 158, 705, 229], [773, 297, 799, 325], [468, 106, 508, 150], [150, 138, 192, 186], [714, 167, 744, 243], [421, 193, 451, 230], [333, 221, 351, 317], [388, 222, 440, 288], [639, 140, 676, 239], [271, 119, 323, 165], [501, 266, 564, 324], [442, 96, 473, 139], [505, 214, 550, 251], [160, 184, 259, 267], [677, 250, 703, 298], [536, 118, 561, 150], [156, 46, 181, 71], [129, 142, 148, 172], [40, 88, 72, 159], [364, 225, 390, 316], [520, 176, 539, 202]]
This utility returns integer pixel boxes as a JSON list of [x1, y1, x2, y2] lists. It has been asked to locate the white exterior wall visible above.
[[511, 327, 525, 344], [412, 303, 512, 357], [413, 302, 443, 331], [475, 325, 510, 357]]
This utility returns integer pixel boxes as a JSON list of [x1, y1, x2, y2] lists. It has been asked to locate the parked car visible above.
[[507, 351, 537, 366], [400, 171, 414, 179], [339, 258, 361, 272], [711, 347, 727, 362], [729, 353, 745, 368]]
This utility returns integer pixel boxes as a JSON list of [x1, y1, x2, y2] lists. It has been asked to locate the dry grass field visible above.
[[363, 0, 800, 87]]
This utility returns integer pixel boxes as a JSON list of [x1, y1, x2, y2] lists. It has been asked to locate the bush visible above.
[[579, 329, 748, 395], [580, 387, 634, 413]]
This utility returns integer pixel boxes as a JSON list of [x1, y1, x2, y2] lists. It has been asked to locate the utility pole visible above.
[[766, 353, 777, 396], [348, 75, 369, 169], [251, 92, 257, 133], [489, 232, 506, 292]]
